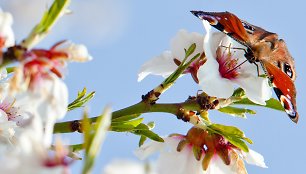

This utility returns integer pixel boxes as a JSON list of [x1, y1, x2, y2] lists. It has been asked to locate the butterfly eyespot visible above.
[[283, 62, 293, 78], [280, 95, 296, 119], [242, 22, 254, 34]]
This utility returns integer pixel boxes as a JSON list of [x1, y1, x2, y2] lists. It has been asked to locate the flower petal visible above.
[[138, 29, 204, 82], [103, 159, 156, 174], [171, 29, 204, 61], [157, 145, 203, 174], [207, 156, 235, 174], [0, 10, 15, 48], [242, 149, 268, 168], [155, 137, 203, 174], [198, 21, 235, 98], [137, 51, 177, 82], [198, 61, 235, 98], [235, 75, 272, 105], [203, 21, 226, 60], [54, 41, 92, 62], [134, 138, 166, 160]]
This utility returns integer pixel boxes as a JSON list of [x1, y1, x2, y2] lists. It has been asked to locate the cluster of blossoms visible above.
[[138, 21, 271, 105], [0, 9, 91, 173], [136, 14, 273, 173], [0, 3, 280, 174]]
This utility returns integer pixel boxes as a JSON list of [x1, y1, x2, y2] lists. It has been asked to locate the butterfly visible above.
[[191, 11, 299, 123]]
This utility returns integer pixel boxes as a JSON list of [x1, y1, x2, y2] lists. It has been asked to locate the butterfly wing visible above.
[[191, 11, 250, 45], [263, 61, 298, 123], [192, 10, 299, 123]]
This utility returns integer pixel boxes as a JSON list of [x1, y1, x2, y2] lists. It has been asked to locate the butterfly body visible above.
[[191, 11, 298, 123]]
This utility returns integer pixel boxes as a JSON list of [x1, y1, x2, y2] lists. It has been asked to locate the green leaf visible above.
[[68, 144, 83, 160], [209, 124, 244, 137], [132, 123, 164, 142], [133, 129, 164, 142], [139, 135, 147, 147], [111, 124, 135, 132], [232, 88, 246, 97], [224, 135, 249, 152], [185, 43, 196, 59], [163, 44, 200, 85], [82, 107, 111, 174], [242, 137, 253, 144], [82, 111, 91, 154], [218, 106, 256, 118], [22, 0, 71, 48], [208, 124, 252, 152], [233, 98, 284, 111], [6, 67, 15, 74], [146, 121, 155, 129], [68, 88, 95, 111], [111, 118, 144, 127]]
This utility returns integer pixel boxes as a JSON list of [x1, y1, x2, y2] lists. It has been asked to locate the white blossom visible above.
[[53, 41, 93, 62], [0, 117, 71, 174], [135, 136, 267, 174], [0, 9, 14, 48], [198, 21, 272, 105], [138, 29, 204, 82], [15, 74, 68, 146]]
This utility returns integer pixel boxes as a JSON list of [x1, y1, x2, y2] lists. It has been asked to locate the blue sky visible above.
[[2, 0, 306, 173]]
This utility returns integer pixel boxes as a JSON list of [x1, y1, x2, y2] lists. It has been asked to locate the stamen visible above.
[[4, 98, 16, 113], [225, 59, 248, 75]]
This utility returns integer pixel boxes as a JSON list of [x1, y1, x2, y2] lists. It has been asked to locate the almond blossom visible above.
[[138, 24, 272, 104], [138, 29, 205, 82], [197, 20, 271, 105], [0, 9, 14, 49], [135, 127, 267, 174], [53, 41, 93, 62], [0, 115, 72, 174], [6, 41, 92, 146]]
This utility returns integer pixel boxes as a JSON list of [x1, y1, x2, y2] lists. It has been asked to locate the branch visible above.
[[53, 94, 219, 133]]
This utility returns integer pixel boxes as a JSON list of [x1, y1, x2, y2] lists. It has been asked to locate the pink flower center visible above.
[[216, 47, 240, 80]]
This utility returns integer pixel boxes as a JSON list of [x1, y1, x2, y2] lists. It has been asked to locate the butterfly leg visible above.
[[253, 62, 260, 76]]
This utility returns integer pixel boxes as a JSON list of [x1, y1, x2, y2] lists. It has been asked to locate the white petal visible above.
[[243, 149, 268, 168], [0, 109, 8, 123], [0, 10, 15, 48], [54, 41, 92, 62], [171, 29, 204, 61], [199, 21, 235, 98], [235, 76, 272, 105], [134, 138, 166, 160], [203, 26, 225, 60], [157, 146, 203, 174], [154, 137, 203, 174], [198, 60, 235, 98], [203, 21, 216, 61], [14, 74, 68, 147], [138, 29, 204, 82], [207, 156, 236, 174], [0, 68, 7, 80], [103, 159, 156, 174], [137, 51, 177, 82]]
